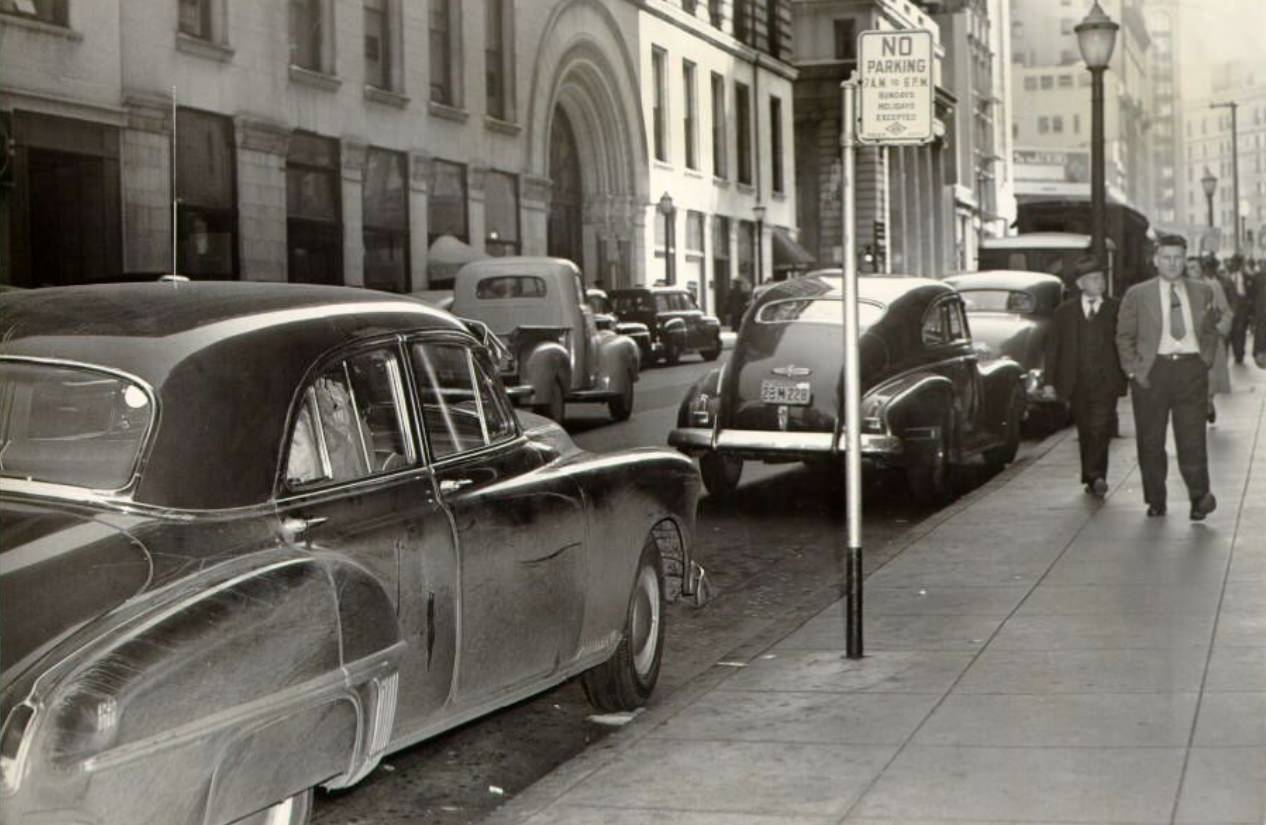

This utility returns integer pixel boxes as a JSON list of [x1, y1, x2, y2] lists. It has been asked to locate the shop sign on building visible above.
[[857, 29, 934, 145]]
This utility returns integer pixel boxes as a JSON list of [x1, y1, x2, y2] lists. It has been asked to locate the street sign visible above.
[[857, 29, 935, 145]]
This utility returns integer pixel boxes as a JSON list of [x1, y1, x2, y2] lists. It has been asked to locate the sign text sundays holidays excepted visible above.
[[857, 30, 934, 144]]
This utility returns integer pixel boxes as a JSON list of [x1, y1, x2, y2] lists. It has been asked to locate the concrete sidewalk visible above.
[[487, 362, 1266, 825]]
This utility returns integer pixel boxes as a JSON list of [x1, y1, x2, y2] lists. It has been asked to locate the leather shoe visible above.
[[1089, 478, 1108, 498], [1190, 492, 1217, 521], [1147, 503, 1167, 517], [1207, 402, 1217, 424]]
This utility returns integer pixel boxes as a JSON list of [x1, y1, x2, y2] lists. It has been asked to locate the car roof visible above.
[[0, 282, 466, 509], [944, 271, 1066, 291], [455, 256, 580, 282], [608, 286, 687, 295], [979, 232, 1119, 250], [758, 270, 953, 307]]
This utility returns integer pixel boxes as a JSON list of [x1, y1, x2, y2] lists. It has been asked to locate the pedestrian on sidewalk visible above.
[[1045, 256, 1127, 498], [1116, 233, 1220, 521], [1193, 254, 1233, 423], [1255, 262, 1266, 369], [1226, 255, 1253, 364]]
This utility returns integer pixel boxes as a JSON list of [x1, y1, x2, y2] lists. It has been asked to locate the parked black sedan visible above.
[[0, 282, 707, 825], [668, 271, 1027, 502], [608, 287, 723, 365]]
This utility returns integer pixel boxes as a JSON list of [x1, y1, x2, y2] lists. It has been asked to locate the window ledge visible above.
[[429, 101, 469, 123], [771, 190, 787, 202], [176, 32, 234, 62], [736, 182, 755, 194], [653, 159, 675, 172], [289, 65, 341, 91], [713, 177, 731, 189], [365, 85, 409, 108], [0, 14, 82, 40], [684, 168, 705, 179], [484, 116, 522, 136]]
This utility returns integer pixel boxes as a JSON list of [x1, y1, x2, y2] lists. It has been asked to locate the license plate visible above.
[[760, 380, 812, 405]]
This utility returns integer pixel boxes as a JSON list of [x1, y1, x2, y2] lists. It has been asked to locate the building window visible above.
[[682, 0, 697, 13], [1038, 116, 1050, 134], [1073, 114, 1081, 134], [652, 47, 668, 162], [1024, 76, 1037, 91], [176, 108, 237, 277], [834, 18, 855, 61], [737, 219, 755, 283], [363, 147, 409, 292], [178, 0, 211, 39], [485, 0, 514, 121], [683, 60, 698, 170], [712, 215, 730, 307], [286, 132, 342, 284], [364, 0, 392, 90], [428, 159, 468, 245], [686, 210, 706, 307], [1058, 74, 1073, 88], [289, 0, 327, 72], [1052, 115, 1063, 133], [770, 96, 784, 193], [430, 0, 458, 105], [766, 0, 781, 59], [484, 170, 520, 256], [735, 82, 752, 185], [708, 0, 722, 27], [711, 72, 727, 179], [0, 0, 67, 25], [1040, 75, 1053, 90], [733, 0, 751, 44]]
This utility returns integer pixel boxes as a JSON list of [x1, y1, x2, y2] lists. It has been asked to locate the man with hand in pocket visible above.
[[1116, 234, 1221, 521]]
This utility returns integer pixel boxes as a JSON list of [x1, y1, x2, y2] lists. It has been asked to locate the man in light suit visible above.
[[1116, 234, 1221, 520]]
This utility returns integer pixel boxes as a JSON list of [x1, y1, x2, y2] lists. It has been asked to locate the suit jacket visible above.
[[1255, 274, 1266, 359], [1046, 296, 1128, 401], [1116, 276, 1220, 380]]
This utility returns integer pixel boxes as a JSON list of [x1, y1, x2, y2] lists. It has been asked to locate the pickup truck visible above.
[[451, 257, 641, 422]]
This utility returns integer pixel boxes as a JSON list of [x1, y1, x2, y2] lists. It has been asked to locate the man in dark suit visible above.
[[1116, 234, 1222, 520], [1255, 261, 1266, 369], [1225, 255, 1253, 364], [1046, 257, 1128, 497]]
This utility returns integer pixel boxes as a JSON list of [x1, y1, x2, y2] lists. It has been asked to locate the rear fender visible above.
[[869, 373, 956, 462], [595, 334, 640, 392], [979, 357, 1026, 429], [676, 368, 724, 429], [522, 342, 571, 401], [661, 318, 688, 343]]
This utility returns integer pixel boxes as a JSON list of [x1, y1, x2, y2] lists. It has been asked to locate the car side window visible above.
[[412, 342, 516, 460], [921, 301, 951, 348], [947, 300, 968, 342], [285, 348, 416, 489], [656, 294, 671, 313]]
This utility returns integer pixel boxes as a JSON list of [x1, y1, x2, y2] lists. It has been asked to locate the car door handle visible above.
[[439, 478, 474, 495], [281, 516, 328, 538]]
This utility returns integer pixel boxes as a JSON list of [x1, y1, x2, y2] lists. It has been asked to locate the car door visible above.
[[921, 296, 981, 436], [276, 342, 459, 734], [409, 336, 587, 705]]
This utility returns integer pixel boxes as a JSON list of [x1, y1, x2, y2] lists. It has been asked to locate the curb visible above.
[[480, 423, 1076, 825]]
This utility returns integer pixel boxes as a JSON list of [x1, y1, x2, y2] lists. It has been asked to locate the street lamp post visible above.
[[1201, 169, 1218, 229], [1211, 101, 1240, 257], [752, 203, 766, 285], [658, 192, 676, 285], [1075, 2, 1119, 272]]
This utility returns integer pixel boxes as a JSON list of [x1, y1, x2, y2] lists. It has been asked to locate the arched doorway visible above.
[[547, 107, 583, 267]]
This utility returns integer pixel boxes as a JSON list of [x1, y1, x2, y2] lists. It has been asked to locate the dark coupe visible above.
[[607, 287, 723, 365], [668, 271, 1027, 502], [944, 270, 1068, 423], [0, 283, 707, 825]]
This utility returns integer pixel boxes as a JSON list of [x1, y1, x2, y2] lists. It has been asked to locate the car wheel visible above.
[[581, 539, 664, 712], [700, 453, 743, 500], [702, 335, 722, 362], [230, 790, 313, 825], [985, 383, 1025, 469], [535, 379, 566, 423], [905, 413, 951, 506], [609, 372, 635, 421]]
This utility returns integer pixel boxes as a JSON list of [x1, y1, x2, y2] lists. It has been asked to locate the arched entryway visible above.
[[547, 108, 583, 266]]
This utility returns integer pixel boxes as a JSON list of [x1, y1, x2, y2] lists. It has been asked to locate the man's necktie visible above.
[[1088, 300, 1099, 320], [1170, 284, 1186, 340]]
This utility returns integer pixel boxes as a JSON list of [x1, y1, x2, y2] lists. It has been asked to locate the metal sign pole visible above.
[[840, 74, 863, 660], [171, 84, 178, 277]]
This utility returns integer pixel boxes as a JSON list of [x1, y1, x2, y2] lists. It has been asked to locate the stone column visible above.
[[521, 175, 552, 258], [341, 141, 367, 287], [409, 152, 432, 288], [236, 118, 291, 281], [122, 96, 172, 275]]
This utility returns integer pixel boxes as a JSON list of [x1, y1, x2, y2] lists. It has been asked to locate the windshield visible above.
[[0, 361, 154, 490], [959, 289, 1036, 314], [757, 298, 885, 328]]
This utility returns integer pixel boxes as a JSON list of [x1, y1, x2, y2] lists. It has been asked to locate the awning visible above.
[[771, 227, 815, 271], [427, 234, 488, 287]]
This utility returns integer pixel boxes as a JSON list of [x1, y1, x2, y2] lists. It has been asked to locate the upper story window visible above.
[[652, 47, 668, 163], [0, 0, 67, 26], [430, 0, 462, 106], [735, 81, 752, 185], [770, 95, 784, 194], [485, 0, 515, 121], [178, 0, 211, 39], [834, 19, 855, 61], [682, 0, 697, 14], [733, 0, 751, 45], [708, 0, 722, 28], [363, 0, 392, 90], [683, 60, 698, 171], [711, 72, 727, 179], [290, 0, 334, 74], [766, 0, 782, 60]]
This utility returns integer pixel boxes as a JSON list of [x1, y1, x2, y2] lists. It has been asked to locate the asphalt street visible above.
[[312, 354, 1052, 825]]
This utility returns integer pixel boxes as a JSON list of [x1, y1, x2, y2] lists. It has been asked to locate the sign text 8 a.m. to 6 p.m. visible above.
[[857, 29, 934, 145]]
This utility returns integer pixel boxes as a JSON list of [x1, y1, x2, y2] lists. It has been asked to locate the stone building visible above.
[[791, 0, 958, 276], [0, 0, 800, 300]]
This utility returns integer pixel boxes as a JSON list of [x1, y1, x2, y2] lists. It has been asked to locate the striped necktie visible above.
[[1170, 284, 1186, 340]]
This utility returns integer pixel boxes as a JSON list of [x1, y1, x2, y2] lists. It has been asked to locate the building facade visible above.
[[1009, 0, 1153, 215], [0, 0, 799, 302], [792, 0, 957, 277], [1144, 0, 1180, 228], [1178, 65, 1266, 257]]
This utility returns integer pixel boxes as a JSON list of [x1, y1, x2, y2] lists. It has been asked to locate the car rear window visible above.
[[476, 276, 547, 300], [0, 360, 154, 490], [611, 293, 654, 313], [959, 289, 1036, 314], [756, 298, 885, 328]]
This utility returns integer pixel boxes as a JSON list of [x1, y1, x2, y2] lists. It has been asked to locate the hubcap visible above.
[[630, 565, 661, 677]]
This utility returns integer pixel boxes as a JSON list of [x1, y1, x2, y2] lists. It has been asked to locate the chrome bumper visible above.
[[668, 427, 903, 457]]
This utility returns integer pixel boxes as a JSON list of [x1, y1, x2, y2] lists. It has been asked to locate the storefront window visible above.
[[177, 108, 237, 277], [484, 170, 520, 256], [428, 160, 468, 244], [363, 147, 409, 292], [286, 132, 342, 284]]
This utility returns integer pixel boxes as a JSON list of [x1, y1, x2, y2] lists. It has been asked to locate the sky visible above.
[[1174, 0, 1266, 97]]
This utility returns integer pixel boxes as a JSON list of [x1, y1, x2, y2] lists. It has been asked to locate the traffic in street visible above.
[[311, 350, 1053, 825]]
